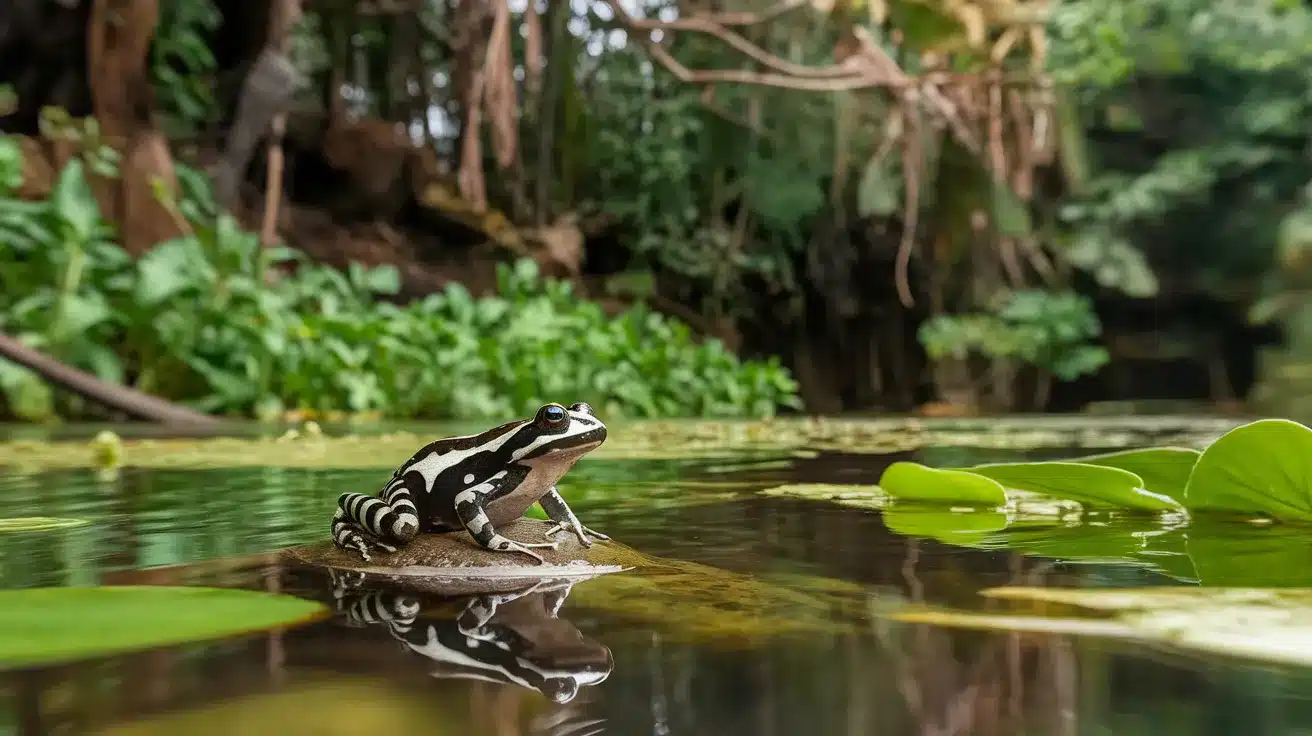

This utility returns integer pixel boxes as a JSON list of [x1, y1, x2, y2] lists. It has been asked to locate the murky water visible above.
[[3, 433, 1312, 735]]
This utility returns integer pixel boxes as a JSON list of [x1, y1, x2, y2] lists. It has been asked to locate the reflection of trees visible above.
[[879, 541, 1076, 736]]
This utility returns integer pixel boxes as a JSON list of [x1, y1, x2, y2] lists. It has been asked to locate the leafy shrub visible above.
[[918, 290, 1110, 381], [0, 147, 802, 421]]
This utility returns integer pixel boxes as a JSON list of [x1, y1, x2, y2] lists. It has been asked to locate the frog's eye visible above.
[[538, 404, 569, 427], [569, 402, 593, 416]]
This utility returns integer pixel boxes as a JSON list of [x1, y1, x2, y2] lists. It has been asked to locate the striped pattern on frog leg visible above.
[[331, 474, 423, 561], [454, 472, 558, 564]]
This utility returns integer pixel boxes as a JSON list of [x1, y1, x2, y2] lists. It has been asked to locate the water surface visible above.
[[2, 426, 1311, 735]]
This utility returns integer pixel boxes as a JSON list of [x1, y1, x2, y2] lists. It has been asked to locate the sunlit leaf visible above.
[[966, 461, 1183, 512], [0, 586, 327, 670], [879, 461, 1007, 506], [1184, 418, 1312, 521], [1076, 447, 1201, 503]]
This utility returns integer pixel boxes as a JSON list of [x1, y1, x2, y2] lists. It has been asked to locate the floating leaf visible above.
[[0, 517, 90, 533], [879, 461, 1007, 506], [966, 461, 1183, 512], [0, 586, 327, 669], [893, 586, 1312, 668], [1076, 447, 1201, 502], [1183, 418, 1312, 521]]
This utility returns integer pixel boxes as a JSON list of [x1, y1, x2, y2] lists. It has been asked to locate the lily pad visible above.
[[0, 517, 89, 532], [1076, 447, 1201, 502], [1183, 418, 1312, 521], [892, 586, 1312, 668], [879, 462, 1007, 507], [966, 462, 1183, 512], [0, 586, 327, 669]]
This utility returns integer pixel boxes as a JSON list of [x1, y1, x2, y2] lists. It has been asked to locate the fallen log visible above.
[[0, 331, 220, 425]]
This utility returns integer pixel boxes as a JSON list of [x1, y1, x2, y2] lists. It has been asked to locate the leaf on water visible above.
[[0, 517, 90, 533], [1183, 418, 1312, 522], [1076, 447, 1201, 503], [965, 461, 1183, 512], [0, 586, 327, 670], [759, 483, 891, 511], [892, 586, 1312, 668], [879, 461, 1008, 507]]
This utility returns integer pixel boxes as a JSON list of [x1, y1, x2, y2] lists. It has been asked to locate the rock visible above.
[[282, 517, 646, 596]]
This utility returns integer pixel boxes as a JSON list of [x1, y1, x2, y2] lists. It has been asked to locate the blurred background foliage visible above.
[[3, 0, 1312, 420]]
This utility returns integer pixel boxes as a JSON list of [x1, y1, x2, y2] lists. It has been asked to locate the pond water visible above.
[[3, 420, 1312, 735]]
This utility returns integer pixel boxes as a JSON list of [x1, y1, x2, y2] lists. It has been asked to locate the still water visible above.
[[3, 435, 1312, 735]]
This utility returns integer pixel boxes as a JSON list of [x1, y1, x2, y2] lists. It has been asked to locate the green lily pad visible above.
[[966, 462, 1183, 512], [0, 517, 90, 532], [1183, 418, 1312, 521], [0, 586, 327, 669], [893, 586, 1312, 668], [1076, 447, 1201, 502], [879, 462, 1007, 507]]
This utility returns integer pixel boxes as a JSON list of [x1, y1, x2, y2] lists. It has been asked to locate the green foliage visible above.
[[152, 0, 222, 134], [1047, 0, 1312, 298], [917, 290, 1109, 380], [0, 151, 801, 421]]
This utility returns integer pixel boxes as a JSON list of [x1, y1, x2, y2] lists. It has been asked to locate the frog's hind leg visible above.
[[454, 479, 558, 564], [332, 477, 423, 561]]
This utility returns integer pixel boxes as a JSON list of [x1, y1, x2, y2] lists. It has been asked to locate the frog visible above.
[[330, 402, 610, 564]]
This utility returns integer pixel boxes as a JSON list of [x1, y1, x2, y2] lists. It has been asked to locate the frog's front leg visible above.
[[454, 479, 558, 564], [540, 487, 610, 548], [331, 476, 422, 561]]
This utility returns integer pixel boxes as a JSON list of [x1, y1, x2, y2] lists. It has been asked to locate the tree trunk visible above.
[[86, 0, 188, 254], [0, 331, 219, 424]]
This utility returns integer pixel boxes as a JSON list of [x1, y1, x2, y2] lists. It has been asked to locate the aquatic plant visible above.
[[0, 586, 326, 669], [771, 418, 1312, 523]]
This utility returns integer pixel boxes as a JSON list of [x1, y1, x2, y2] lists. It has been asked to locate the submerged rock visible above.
[[283, 517, 644, 595]]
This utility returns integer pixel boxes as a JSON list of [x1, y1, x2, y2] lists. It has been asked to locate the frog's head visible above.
[[513, 402, 607, 468]]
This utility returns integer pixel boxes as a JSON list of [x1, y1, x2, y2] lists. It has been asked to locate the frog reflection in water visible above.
[[332, 574, 614, 706], [331, 402, 610, 563]]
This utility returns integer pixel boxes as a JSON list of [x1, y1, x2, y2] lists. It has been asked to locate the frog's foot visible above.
[[539, 487, 609, 548], [489, 536, 559, 565], [544, 522, 610, 548], [332, 509, 399, 562]]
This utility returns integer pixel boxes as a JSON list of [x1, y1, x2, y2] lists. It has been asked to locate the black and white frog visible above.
[[331, 402, 609, 563]]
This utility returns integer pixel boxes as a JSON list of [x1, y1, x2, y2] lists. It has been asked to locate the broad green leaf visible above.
[[0, 586, 326, 669], [965, 462, 1183, 512], [49, 159, 100, 244], [57, 293, 111, 335], [1184, 418, 1312, 521], [1076, 447, 1201, 503], [879, 461, 1007, 506], [0, 517, 89, 532]]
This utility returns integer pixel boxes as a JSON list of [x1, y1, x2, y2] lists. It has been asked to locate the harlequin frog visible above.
[[331, 402, 609, 563]]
